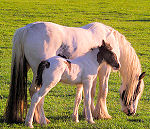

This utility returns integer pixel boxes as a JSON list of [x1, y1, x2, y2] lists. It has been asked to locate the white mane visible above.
[[114, 30, 142, 103]]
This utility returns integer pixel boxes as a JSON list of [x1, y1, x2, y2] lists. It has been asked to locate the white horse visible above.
[[5, 22, 145, 124], [25, 41, 120, 128]]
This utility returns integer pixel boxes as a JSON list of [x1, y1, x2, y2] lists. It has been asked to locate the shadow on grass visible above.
[[48, 92, 75, 98], [0, 115, 25, 124], [126, 19, 150, 22], [47, 114, 85, 122], [48, 115, 71, 121], [127, 118, 144, 123]]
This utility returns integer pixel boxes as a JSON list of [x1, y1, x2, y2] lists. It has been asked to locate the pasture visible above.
[[0, 0, 150, 128]]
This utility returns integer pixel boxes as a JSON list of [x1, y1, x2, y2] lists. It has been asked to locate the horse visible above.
[[5, 22, 145, 124], [25, 41, 120, 128]]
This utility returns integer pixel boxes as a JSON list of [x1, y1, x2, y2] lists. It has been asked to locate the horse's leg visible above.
[[82, 77, 97, 117], [91, 77, 97, 115], [93, 64, 112, 119], [29, 74, 50, 124], [72, 84, 83, 123], [29, 74, 40, 123], [83, 80, 94, 124], [25, 91, 43, 128], [33, 97, 50, 124], [35, 97, 47, 125], [26, 78, 60, 128]]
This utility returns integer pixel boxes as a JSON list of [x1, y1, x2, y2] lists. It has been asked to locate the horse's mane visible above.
[[114, 30, 142, 103]]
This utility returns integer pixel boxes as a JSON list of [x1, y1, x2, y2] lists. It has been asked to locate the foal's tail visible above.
[[36, 60, 50, 87], [5, 28, 28, 123]]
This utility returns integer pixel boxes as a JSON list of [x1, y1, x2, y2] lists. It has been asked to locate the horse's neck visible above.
[[81, 22, 109, 43]]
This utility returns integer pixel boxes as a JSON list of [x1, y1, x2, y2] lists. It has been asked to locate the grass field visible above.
[[0, 0, 150, 128]]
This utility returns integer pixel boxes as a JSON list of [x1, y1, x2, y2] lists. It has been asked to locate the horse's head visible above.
[[120, 72, 145, 116], [97, 40, 120, 70]]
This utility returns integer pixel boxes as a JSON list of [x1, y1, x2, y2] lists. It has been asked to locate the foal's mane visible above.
[[90, 46, 99, 51], [113, 30, 142, 103], [90, 41, 112, 52]]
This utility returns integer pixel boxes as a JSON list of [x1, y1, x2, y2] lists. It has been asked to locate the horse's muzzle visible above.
[[123, 108, 135, 116]]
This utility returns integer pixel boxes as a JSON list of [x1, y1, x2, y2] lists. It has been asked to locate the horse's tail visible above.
[[36, 60, 50, 87], [5, 27, 28, 123]]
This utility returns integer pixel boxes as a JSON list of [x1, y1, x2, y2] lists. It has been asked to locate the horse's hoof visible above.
[[29, 125, 34, 128], [105, 115, 112, 119], [46, 118, 50, 124], [75, 119, 79, 123], [72, 114, 79, 123], [25, 124, 34, 128], [101, 114, 112, 119], [93, 112, 112, 120], [25, 121, 34, 128], [88, 120, 95, 124]]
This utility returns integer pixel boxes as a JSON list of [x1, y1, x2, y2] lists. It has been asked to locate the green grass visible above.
[[0, 0, 150, 128]]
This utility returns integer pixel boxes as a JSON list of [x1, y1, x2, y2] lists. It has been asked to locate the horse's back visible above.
[[18, 22, 113, 72]]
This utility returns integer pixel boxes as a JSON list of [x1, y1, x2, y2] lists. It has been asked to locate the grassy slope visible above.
[[0, 0, 149, 128]]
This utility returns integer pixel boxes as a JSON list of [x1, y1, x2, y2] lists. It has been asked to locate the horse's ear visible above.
[[134, 72, 146, 97], [102, 40, 106, 46], [139, 72, 146, 80]]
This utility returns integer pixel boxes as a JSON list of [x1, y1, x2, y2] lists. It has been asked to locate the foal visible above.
[[25, 40, 120, 128]]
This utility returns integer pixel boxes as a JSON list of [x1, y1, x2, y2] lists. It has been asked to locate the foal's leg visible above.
[[93, 64, 112, 119], [72, 84, 83, 123], [82, 77, 97, 117], [29, 73, 50, 124], [26, 80, 59, 128], [83, 80, 94, 124]]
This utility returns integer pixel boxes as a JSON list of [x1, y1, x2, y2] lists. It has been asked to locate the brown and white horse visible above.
[[5, 22, 145, 124]]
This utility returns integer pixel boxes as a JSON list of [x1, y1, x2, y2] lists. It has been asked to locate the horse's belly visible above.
[[61, 79, 82, 85], [61, 70, 82, 85]]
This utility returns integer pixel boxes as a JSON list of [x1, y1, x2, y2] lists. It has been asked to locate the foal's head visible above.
[[97, 40, 120, 70]]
